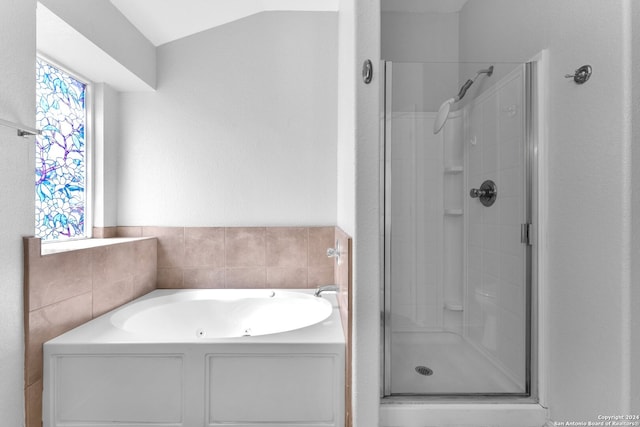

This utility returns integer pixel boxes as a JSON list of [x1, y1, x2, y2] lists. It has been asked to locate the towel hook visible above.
[[565, 65, 592, 84]]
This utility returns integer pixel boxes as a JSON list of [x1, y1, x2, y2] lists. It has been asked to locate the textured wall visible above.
[[118, 12, 338, 227], [0, 0, 36, 425], [336, 0, 381, 425]]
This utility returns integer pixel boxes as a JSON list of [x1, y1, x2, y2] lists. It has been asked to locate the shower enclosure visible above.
[[382, 61, 536, 397]]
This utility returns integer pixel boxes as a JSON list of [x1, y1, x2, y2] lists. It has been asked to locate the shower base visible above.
[[389, 331, 523, 395]]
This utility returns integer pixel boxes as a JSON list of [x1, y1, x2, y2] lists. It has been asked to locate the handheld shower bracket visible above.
[[457, 66, 494, 101]]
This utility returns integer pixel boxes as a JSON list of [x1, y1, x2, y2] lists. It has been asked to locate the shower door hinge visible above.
[[521, 223, 532, 246]]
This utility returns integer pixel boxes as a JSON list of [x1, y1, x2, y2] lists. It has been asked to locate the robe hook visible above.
[[564, 65, 592, 84]]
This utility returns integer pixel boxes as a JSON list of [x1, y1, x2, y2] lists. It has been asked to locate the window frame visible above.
[[35, 54, 93, 242]]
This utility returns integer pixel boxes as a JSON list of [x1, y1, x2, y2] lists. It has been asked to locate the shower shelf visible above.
[[444, 301, 463, 311], [444, 166, 463, 174], [444, 209, 463, 216]]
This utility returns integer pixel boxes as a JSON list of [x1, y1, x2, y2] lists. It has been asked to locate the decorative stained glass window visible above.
[[35, 58, 88, 241]]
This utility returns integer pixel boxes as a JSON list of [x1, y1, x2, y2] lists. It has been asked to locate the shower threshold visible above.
[[379, 401, 547, 427]]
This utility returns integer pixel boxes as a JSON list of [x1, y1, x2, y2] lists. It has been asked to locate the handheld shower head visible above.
[[433, 98, 455, 134], [433, 65, 494, 134]]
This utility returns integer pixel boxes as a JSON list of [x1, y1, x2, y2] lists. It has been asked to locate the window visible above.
[[35, 58, 89, 241]]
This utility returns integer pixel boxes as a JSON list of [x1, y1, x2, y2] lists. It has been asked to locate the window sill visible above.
[[41, 237, 155, 256]]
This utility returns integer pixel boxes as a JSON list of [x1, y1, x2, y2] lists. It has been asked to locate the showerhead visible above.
[[433, 98, 455, 135], [433, 66, 494, 135]]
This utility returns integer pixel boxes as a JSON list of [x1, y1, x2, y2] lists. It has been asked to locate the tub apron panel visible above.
[[43, 289, 345, 427]]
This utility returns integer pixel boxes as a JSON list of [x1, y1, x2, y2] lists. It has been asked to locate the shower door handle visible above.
[[470, 180, 497, 207]]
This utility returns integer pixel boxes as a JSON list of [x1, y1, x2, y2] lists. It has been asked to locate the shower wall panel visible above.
[[389, 112, 443, 332], [464, 65, 527, 391], [390, 65, 459, 113]]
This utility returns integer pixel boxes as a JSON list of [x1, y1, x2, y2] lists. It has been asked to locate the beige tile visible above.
[[266, 227, 308, 268], [25, 379, 42, 427], [91, 243, 135, 285], [23, 237, 41, 264], [184, 268, 226, 288], [335, 228, 351, 294], [308, 267, 335, 288], [92, 226, 117, 238], [92, 239, 157, 305], [27, 249, 93, 311], [266, 267, 308, 289], [92, 277, 134, 318], [27, 293, 92, 386], [131, 239, 158, 295], [116, 226, 143, 237], [308, 227, 335, 268], [157, 268, 184, 288], [225, 227, 266, 268], [143, 226, 184, 268], [23, 237, 40, 311], [133, 269, 158, 297], [225, 268, 266, 288], [132, 238, 158, 276], [184, 227, 225, 268]]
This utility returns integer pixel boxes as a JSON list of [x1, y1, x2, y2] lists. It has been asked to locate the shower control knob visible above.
[[469, 188, 485, 198], [470, 180, 497, 207]]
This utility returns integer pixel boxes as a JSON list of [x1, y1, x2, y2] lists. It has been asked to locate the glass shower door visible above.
[[383, 61, 533, 396]]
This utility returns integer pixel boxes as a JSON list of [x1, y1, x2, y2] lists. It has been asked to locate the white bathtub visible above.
[[43, 289, 345, 427]]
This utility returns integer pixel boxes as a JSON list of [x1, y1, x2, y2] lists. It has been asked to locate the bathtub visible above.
[[43, 289, 345, 427]]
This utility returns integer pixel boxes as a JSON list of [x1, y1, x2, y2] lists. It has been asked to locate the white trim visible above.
[[528, 49, 549, 410], [380, 403, 548, 427], [85, 77, 94, 239]]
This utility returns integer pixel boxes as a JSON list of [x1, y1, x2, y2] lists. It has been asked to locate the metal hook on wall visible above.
[[362, 59, 373, 84], [565, 65, 592, 84]]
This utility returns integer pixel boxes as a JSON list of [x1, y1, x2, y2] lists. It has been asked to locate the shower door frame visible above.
[[380, 60, 540, 401]]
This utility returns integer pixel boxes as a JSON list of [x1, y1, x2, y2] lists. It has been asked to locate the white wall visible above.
[[38, 0, 156, 89], [337, 1, 356, 238], [93, 83, 120, 228], [117, 12, 338, 227], [0, 0, 36, 424], [381, 11, 458, 62], [337, 0, 380, 425], [460, 0, 634, 419]]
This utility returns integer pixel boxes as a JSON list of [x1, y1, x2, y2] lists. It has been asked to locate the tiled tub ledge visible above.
[[40, 237, 155, 255], [23, 235, 159, 427]]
